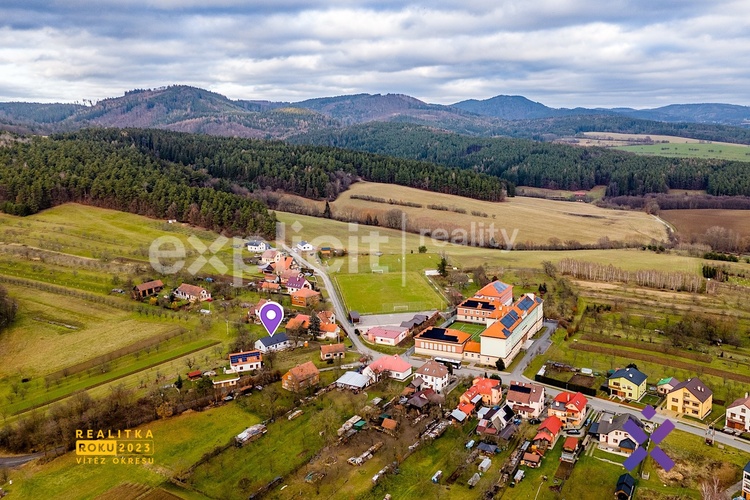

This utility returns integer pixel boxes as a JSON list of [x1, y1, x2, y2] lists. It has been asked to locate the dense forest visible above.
[[0, 135, 278, 237], [64, 128, 509, 201], [291, 122, 750, 196]]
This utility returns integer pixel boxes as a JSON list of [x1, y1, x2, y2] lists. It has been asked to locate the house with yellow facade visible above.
[[667, 377, 713, 419], [607, 367, 647, 401]]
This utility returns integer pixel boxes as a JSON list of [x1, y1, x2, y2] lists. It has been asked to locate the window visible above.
[[671, 398, 678, 402]]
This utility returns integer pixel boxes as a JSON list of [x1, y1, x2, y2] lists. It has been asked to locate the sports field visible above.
[[449, 320, 486, 340], [333, 271, 446, 314]]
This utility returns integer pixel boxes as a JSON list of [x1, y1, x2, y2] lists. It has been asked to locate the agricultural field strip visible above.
[[5, 338, 220, 416]]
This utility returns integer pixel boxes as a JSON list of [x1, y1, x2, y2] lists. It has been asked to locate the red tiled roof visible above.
[[539, 415, 563, 436], [464, 341, 481, 353], [553, 392, 588, 412], [287, 361, 319, 380], [563, 436, 579, 451], [368, 355, 412, 374], [134, 279, 163, 291], [177, 283, 207, 297], [458, 402, 475, 415], [292, 288, 320, 298], [321, 343, 345, 355], [187, 369, 202, 378], [286, 314, 310, 330]]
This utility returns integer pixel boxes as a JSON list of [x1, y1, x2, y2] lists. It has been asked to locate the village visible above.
[[125, 237, 750, 500]]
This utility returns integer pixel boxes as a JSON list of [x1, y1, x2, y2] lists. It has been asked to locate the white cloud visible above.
[[0, 0, 749, 107]]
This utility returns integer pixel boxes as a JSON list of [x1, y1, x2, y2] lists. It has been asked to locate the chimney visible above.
[[609, 417, 613, 424], [745, 392, 748, 399]]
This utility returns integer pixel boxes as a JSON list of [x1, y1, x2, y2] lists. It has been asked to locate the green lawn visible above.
[[333, 271, 446, 314], [8, 403, 260, 499], [560, 452, 625, 500], [618, 142, 750, 162], [450, 321, 486, 341]]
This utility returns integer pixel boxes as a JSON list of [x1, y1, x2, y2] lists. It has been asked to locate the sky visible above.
[[2, 0, 750, 108]]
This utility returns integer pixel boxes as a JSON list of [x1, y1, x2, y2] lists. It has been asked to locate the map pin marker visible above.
[[259, 301, 284, 337]]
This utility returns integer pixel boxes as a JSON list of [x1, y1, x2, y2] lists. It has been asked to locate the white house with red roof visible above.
[[533, 415, 563, 451], [366, 326, 408, 346], [175, 283, 211, 302], [460, 377, 503, 407], [505, 381, 545, 419], [549, 391, 588, 428], [363, 355, 412, 382]]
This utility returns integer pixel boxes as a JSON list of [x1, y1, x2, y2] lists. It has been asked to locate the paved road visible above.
[[0, 449, 59, 468], [287, 246, 750, 454]]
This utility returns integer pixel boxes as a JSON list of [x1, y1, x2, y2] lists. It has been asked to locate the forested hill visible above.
[[290, 122, 750, 197], [0, 134, 277, 237], [64, 128, 509, 201]]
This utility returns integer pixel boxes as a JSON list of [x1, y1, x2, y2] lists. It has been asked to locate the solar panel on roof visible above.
[[518, 297, 534, 310], [510, 384, 531, 394], [500, 315, 516, 328]]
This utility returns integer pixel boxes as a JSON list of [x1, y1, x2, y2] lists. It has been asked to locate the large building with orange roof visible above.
[[414, 327, 472, 360], [479, 293, 544, 367]]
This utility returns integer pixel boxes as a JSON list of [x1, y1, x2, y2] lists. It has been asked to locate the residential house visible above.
[[227, 350, 263, 373], [286, 275, 311, 294], [131, 279, 164, 300], [727, 393, 750, 432], [291, 288, 321, 307], [285, 314, 310, 334], [740, 460, 750, 500], [320, 343, 346, 360], [461, 377, 503, 407], [506, 381, 545, 419], [533, 415, 563, 451], [363, 355, 412, 382], [260, 249, 282, 264], [281, 361, 320, 392], [560, 437, 580, 463], [255, 333, 292, 353], [296, 241, 315, 253], [614, 473, 636, 500], [597, 413, 645, 455], [367, 326, 408, 346], [608, 367, 648, 401], [656, 376, 680, 395], [260, 282, 280, 293], [549, 392, 588, 428], [316, 310, 340, 339], [246, 240, 271, 252], [479, 294, 544, 368], [279, 269, 301, 285], [212, 374, 240, 389], [248, 299, 269, 321], [415, 360, 450, 393], [414, 327, 471, 360], [521, 452, 542, 468], [476, 405, 515, 436], [407, 388, 445, 411], [666, 377, 713, 419], [174, 283, 211, 302], [274, 256, 298, 274], [473, 280, 514, 306]]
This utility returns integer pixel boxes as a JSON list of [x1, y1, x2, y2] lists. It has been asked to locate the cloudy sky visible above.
[[2, 0, 749, 108]]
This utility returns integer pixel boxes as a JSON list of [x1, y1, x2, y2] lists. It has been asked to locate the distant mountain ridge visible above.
[[1, 85, 749, 142]]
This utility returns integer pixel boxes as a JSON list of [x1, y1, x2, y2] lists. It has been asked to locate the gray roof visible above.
[[668, 377, 713, 403], [258, 333, 289, 347], [597, 413, 643, 435], [336, 371, 369, 389], [609, 367, 647, 386]]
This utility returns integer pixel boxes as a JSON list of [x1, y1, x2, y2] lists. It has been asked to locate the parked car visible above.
[[529, 418, 541, 425], [567, 429, 581, 435]]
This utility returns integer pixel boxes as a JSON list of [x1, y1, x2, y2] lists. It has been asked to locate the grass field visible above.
[[661, 209, 750, 239], [332, 271, 446, 314], [274, 181, 665, 247], [277, 211, 731, 275], [450, 321, 486, 340], [516, 185, 608, 201], [8, 403, 259, 499], [578, 132, 746, 148], [618, 142, 750, 162]]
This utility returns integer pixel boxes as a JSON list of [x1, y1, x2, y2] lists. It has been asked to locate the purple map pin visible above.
[[259, 301, 284, 337]]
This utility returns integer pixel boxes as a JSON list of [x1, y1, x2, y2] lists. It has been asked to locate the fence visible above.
[[534, 374, 598, 397]]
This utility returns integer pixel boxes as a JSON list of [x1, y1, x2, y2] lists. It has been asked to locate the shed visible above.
[[382, 418, 398, 431], [431, 470, 442, 483], [468, 473, 481, 488], [349, 311, 361, 324], [354, 420, 367, 431], [478, 457, 492, 472]]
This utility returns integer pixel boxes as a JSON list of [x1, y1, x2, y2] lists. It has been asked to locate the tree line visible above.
[[0, 284, 16, 332], [291, 122, 750, 197], [0, 134, 277, 237], [64, 128, 509, 202]]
